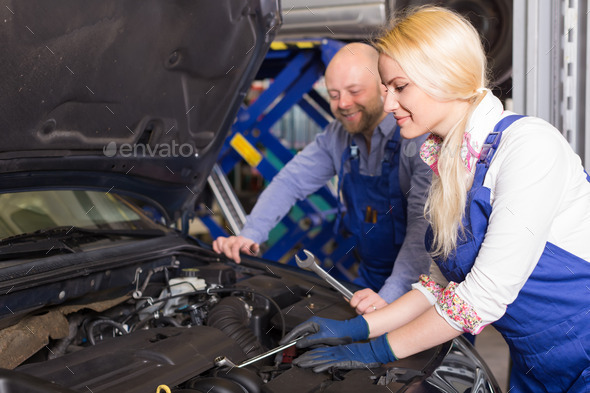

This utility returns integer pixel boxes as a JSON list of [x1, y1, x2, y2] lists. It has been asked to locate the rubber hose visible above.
[[185, 377, 244, 393], [207, 297, 264, 357], [87, 319, 127, 345], [134, 316, 183, 331], [49, 315, 83, 359], [212, 367, 262, 393]]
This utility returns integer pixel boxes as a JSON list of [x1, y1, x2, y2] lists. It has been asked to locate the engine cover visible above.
[[16, 327, 247, 393]]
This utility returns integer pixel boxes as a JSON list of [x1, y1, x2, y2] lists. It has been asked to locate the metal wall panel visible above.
[[514, 0, 589, 168]]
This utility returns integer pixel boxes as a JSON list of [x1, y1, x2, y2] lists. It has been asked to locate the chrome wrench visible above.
[[295, 249, 354, 301], [214, 338, 299, 368]]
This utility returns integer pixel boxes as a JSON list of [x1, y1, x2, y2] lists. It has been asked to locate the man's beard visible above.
[[336, 102, 383, 135]]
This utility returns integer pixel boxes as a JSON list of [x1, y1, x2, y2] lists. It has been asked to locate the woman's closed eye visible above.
[[395, 84, 408, 93]]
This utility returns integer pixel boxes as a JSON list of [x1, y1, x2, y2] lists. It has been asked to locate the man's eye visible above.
[[395, 84, 408, 93]]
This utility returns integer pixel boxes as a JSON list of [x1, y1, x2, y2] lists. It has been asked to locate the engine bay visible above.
[[0, 245, 366, 392], [0, 240, 496, 393]]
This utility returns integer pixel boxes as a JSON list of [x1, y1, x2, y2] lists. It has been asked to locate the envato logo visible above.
[[102, 141, 196, 158], [402, 141, 418, 157]]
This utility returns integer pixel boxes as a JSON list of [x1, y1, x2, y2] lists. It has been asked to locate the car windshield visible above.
[[0, 190, 161, 240]]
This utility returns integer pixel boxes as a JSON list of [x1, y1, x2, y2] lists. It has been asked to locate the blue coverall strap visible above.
[[383, 125, 402, 163], [334, 140, 358, 234], [478, 115, 525, 167]]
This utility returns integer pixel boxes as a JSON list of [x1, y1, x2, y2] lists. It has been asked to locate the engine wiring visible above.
[[124, 286, 287, 338]]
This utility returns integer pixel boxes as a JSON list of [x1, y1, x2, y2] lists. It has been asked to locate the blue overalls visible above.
[[430, 115, 590, 392], [336, 126, 406, 291]]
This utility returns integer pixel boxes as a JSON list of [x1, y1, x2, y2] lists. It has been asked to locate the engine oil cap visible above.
[[181, 268, 200, 277]]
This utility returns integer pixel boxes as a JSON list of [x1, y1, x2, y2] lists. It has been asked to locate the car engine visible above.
[[0, 247, 364, 393], [0, 238, 500, 393]]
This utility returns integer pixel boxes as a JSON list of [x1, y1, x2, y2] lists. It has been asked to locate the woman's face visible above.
[[378, 53, 468, 139]]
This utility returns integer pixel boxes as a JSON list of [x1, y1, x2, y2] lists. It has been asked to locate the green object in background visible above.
[[262, 137, 338, 249], [265, 184, 338, 249]]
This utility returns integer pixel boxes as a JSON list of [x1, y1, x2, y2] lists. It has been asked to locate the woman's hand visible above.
[[350, 288, 388, 315], [278, 315, 369, 348], [293, 334, 397, 373]]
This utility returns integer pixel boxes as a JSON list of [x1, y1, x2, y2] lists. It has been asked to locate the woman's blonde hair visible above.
[[374, 6, 489, 259]]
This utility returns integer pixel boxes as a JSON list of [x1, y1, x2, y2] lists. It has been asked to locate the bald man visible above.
[[213, 43, 432, 314]]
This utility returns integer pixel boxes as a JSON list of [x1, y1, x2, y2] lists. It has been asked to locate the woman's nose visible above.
[[383, 88, 399, 113]]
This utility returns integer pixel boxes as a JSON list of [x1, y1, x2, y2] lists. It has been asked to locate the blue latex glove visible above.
[[292, 333, 397, 373], [279, 316, 369, 348]]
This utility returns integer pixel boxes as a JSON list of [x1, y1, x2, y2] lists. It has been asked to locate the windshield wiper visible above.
[[0, 238, 75, 261], [0, 226, 167, 246]]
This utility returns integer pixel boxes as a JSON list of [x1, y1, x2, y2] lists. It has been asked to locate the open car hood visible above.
[[0, 0, 280, 221]]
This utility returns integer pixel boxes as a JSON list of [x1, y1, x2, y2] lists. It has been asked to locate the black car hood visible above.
[[0, 0, 280, 220]]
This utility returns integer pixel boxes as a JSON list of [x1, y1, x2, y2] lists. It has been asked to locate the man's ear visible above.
[[379, 83, 388, 101]]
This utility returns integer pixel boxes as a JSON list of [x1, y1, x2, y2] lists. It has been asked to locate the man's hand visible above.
[[278, 316, 369, 348], [350, 288, 388, 315], [212, 235, 260, 263]]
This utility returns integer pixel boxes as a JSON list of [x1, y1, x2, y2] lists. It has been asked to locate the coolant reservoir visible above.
[[138, 269, 207, 318], [169, 270, 207, 295]]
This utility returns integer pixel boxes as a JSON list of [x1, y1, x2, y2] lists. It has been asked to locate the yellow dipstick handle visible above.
[[156, 385, 171, 393]]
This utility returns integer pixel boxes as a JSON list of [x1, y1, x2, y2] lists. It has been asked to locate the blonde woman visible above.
[[280, 6, 590, 392]]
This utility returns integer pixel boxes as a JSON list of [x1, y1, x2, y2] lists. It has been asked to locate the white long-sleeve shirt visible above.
[[413, 92, 590, 332]]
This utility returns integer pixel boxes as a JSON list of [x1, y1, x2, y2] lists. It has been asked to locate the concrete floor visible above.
[[474, 326, 511, 391]]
